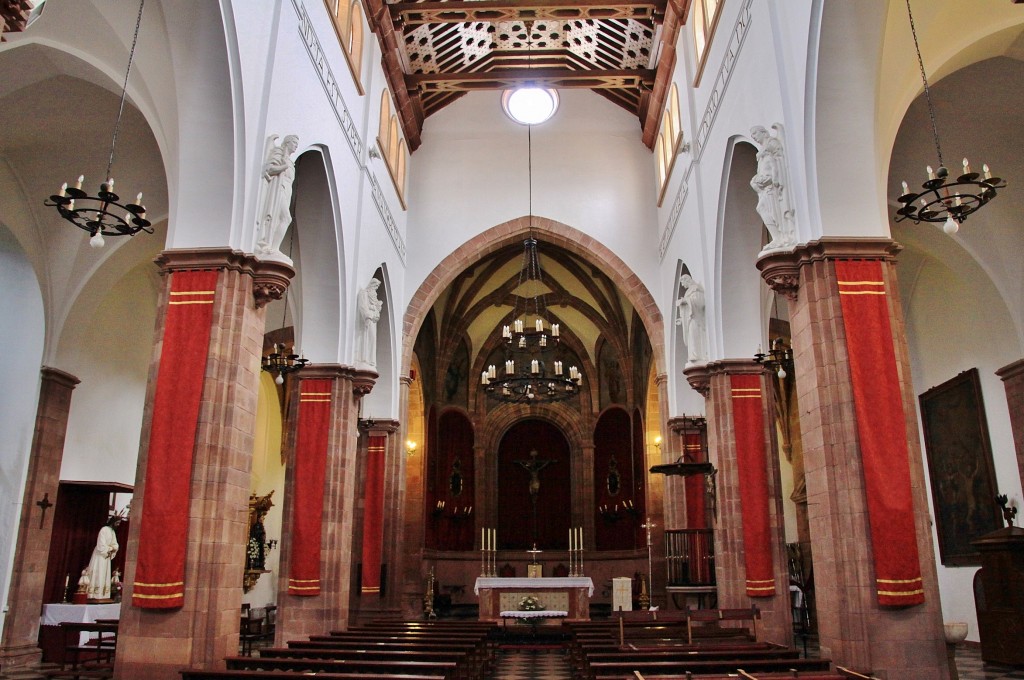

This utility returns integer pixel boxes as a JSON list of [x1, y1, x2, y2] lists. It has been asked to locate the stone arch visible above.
[[715, 137, 766, 359], [290, 147, 344, 363], [402, 216, 665, 378]]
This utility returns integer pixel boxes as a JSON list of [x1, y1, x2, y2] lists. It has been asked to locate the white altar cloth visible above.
[[499, 610, 568, 619], [474, 577, 594, 596], [41, 603, 121, 645]]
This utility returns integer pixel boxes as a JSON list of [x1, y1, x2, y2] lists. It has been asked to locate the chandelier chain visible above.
[[107, 0, 147, 182], [905, 0, 943, 168]]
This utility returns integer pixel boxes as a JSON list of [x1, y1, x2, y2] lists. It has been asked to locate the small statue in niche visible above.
[[676, 274, 708, 366], [449, 457, 464, 496], [606, 455, 621, 496], [246, 491, 275, 573]]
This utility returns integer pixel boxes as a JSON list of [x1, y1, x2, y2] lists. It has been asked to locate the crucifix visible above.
[[36, 492, 53, 529], [515, 449, 555, 549], [641, 517, 656, 610]]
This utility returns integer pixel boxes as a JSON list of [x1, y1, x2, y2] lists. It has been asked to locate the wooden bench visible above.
[[224, 655, 459, 679], [43, 621, 118, 680], [287, 638, 489, 675], [587, 656, 833, 679], [256, 647, 477, 680], [181, 671, 446, 680]]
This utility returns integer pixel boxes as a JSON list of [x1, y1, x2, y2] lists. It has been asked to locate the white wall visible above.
[[405, 88, 659, 308], [0, 225, 45, 636]]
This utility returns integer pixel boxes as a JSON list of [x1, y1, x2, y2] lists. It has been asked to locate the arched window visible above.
[[655, 83, 686, 205], [324, 0, 365, 94], [378, 91, 391, 153], [375, 88, 409, 209], [692, 0, 724, 85]]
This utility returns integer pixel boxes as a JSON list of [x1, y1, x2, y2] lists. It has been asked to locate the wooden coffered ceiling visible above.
[[364, 0, 691, 151]]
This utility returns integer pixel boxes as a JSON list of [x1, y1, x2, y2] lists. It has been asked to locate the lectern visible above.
[[972, 526, 1024, 665]]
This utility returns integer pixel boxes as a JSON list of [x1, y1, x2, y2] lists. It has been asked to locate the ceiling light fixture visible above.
[[44, 0, 152, 248], [893, 0, 1006, 235], [482, 94, 580, 404]]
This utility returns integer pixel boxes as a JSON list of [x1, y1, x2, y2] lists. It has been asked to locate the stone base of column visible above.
[[0, 643, 43, 671]]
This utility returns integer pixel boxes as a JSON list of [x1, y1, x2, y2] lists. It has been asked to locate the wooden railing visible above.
[[665, 529, 715, 586]]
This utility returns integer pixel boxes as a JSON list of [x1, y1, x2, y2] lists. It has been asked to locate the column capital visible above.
[[682, 363, 710, 397], [996, 358, 1024, 382], [359, 419, 400, 435], [706, 358, 766, 378], [756, 238, 902, 301], [667, 415, 707, 434], [153, 248, 296, 309], [39, 366, 81, 389]]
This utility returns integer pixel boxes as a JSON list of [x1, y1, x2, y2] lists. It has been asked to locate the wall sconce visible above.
[[653, 435, 662, 452], [406, 440, 418, 455]]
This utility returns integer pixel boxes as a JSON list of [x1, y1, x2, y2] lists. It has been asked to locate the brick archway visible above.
[[402, 216, 666, 376]]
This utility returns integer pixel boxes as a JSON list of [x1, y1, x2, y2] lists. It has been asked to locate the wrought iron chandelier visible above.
[[754, 337, 793, 379], [893, 0, 1006, 234], [261, 231, 307, 384], [481, 237, 582, 404], [44, 0, 152, 248]]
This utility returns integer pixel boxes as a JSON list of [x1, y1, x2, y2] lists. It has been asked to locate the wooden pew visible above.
[[224, 655, 460, 679], [181, 671, 445, 680], [287, 638, 489, 676], [256, 647, 477, 680], [628, 673, 847, 680], [587, 656, 833, 679], [43, 621, 119, 680]]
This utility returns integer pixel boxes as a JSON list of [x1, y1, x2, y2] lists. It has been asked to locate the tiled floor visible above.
[[955, 645, 1024, 680]]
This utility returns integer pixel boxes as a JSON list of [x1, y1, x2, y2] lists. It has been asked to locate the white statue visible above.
[[355, 278, 383, 369], [84, 517, 120, 601], [749, 124, 795, 253], [676, 274, 708, 366], [255, 134, 299, 261]]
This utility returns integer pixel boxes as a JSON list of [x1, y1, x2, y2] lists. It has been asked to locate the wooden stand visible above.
[[972, 526, 1024, 665]]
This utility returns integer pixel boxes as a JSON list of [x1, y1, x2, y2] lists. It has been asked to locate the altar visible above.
[[474, 577, 594, 622]]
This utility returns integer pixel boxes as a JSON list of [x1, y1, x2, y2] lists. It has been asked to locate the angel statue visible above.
[[255, 134, 299, 261], [676, 273, 708, 366], [749, 124, 796, 254]]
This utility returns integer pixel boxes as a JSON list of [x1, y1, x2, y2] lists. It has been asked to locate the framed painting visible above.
[[919, 368, 1002, 567]]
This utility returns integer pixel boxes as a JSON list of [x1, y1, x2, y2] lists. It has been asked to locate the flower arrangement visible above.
[[518, 595, 544, 611]]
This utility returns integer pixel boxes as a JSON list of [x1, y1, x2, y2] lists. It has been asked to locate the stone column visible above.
[[275, 365, 376, 642], [758, 238, 947, 679], [352, 419, 401, 622], [704, 359, 791, 646], [114, 249, 293, 680], [0, 367, 79, 670], [996, 359, 1024, 496]]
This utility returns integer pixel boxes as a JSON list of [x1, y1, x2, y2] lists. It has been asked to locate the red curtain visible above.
[[287, 378, 332, 596], [731, 374, 775, 597], [132, 271, 217, 609], [428, 411, 475, 551], [497, 419, 571, 551], [360, 435, 386, 595], [835, 260, 924, 606], [594, 408, 638, 551], [684, 432, 706, 529]]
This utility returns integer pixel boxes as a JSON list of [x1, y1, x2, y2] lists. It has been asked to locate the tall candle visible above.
[[482, 527, 486, 549]]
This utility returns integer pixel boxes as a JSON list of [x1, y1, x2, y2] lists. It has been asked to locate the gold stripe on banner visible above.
[[878, 577, 923, 584], [133, 592, 184, 600], [362, 587, 381, 593], [300, 398, 331, 403], [289, 578, 320, 583], [134, 581, 185, 587], [169, 300, 215, 305], [289, 585, 320, 591], [837, 280, 884, 286], [170, 290, 216, 295], [301, 392, 331, 396], [878, 588, 925, 597]]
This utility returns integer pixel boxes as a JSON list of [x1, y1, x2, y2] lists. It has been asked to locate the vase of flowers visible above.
[[518, 595, 544, 611]]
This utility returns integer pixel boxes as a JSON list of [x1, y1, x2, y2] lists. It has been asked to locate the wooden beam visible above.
[[407, 67, 655, 93], [391, 0, 667, 26]]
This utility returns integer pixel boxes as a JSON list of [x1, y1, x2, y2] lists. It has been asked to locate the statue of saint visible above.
[[749, 125, 795, 253], [676, 274, 708, 366], [355, 277, 383, 368], [85, 516, 121, 601], [515, 449, 555, 498], [256, 134, 299, 260]]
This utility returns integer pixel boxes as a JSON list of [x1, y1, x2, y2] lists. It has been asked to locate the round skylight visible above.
[[502, 87, 559, 125]]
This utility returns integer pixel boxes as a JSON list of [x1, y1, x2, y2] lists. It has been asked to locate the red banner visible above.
[[835, 260, 924, 606], [133, 271, 218, 608], [684, 432, 706, 529], [288, 379, 332, 596], [731, 374, 775, 597], [361, 435, 387, 595]]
